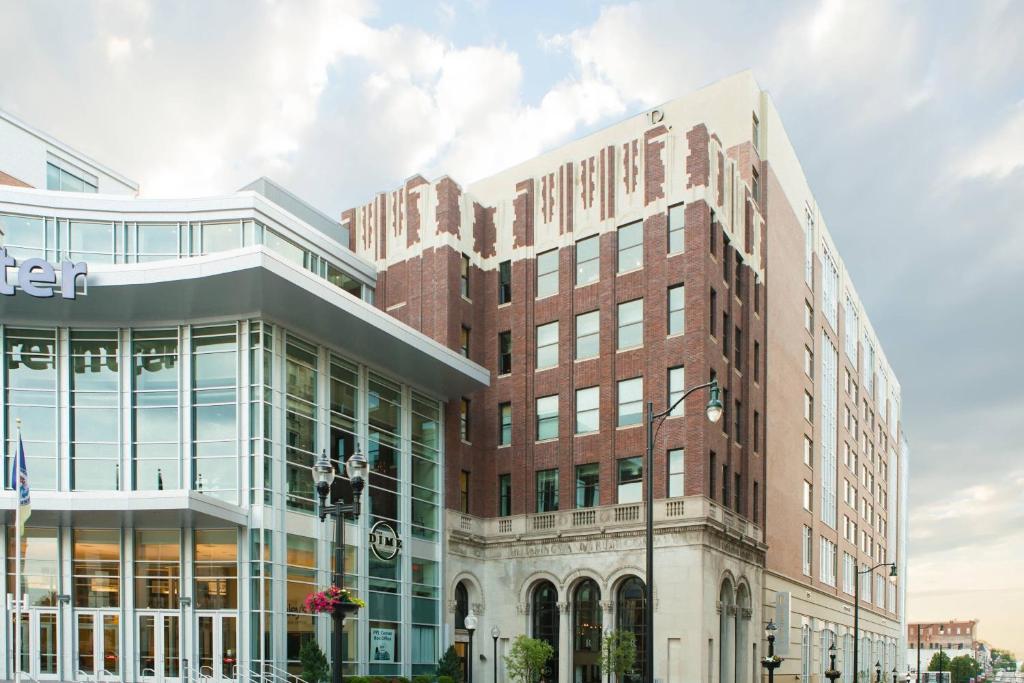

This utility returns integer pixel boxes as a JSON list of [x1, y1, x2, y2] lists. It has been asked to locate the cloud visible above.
[[959, 103, 1024, 180]]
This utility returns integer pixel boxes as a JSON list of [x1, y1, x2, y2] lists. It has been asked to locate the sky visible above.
[[2, 0, 1023, 657]]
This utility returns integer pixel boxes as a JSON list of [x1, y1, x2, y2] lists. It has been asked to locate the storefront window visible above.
[[6, 526, 59, 605], [135, 530, 180, 608], [73, 529, 121, 608], [192, 325, 238, 502], [194, 529, 237, 609], [285, 336, 318, 512]]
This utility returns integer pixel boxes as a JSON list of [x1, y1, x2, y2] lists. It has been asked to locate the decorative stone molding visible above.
[[557, 601, 570, 613], [741, 607, 753, 620], [472, 602, 485, 616], [600, 600, 614, 613], [726, 604, 738, 617], [716, 601, 723, 615], [516, 602, 529, 615], [447, 599, 458, 614]]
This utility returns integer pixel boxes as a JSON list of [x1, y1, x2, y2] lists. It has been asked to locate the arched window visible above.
[[820, 629, 835, 678], [719, 580, 736, 683], [532, 581, 559, 682], [616, 577, 646, 683], [573, 580, 602, 683], [842, 633, 854, 683], [455, 581, 469, 630], [801, 625, 812, 682], [735, 583, 750, 683]]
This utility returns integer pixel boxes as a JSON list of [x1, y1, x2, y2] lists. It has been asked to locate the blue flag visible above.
[[12, 432, 31, 535]]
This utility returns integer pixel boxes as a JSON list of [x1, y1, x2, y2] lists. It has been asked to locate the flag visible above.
[[12, 432, 30, 535]]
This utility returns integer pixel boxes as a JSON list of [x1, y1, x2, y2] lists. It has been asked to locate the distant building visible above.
[[906, 620, 986, 678]]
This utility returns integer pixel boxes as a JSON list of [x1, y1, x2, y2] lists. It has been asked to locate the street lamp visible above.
[[892, 667, 898, 683], [491, 626, 501, 683], [312, 449, 367, 683], [645, 378, 721, 681], [876, 661, 882, 683], [825, 642, 841, 682], [760, 620, 782, 683], [854, 562, 896, 683], [464, 611, 479, 683]]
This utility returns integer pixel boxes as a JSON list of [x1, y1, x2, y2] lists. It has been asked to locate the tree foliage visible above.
[[504, 635, 555, 683], [599, 630, 638, 681], [948, 655, 981, 683], [437, 644, 465, 683], [299, 639, 331, 683], [992, 649, 1017, 672], [928, 651, 951, 672]]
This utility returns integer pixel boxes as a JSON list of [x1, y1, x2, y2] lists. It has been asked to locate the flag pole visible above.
[[13, 417, 22, 683]]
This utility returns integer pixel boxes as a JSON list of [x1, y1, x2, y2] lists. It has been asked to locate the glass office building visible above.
[[0, 189, 487, 683]]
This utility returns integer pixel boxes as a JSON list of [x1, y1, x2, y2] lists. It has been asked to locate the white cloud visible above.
[[106, 36, 133, 62], [959, 103, 1024, 180]]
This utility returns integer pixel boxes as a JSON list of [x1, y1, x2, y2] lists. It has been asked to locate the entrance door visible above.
[[196, 613, 238, 682], [138, 613, 181, 683], [9, 610, 59, 680], [75, 611, 121, 680]]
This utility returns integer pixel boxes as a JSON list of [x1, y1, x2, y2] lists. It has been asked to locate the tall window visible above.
[[617, 299, 643, 350], [820, 335, 839, 528], [460, 254, 470, 298], [460, 398, 471, 442], [4, 328, 58, 490], [709, 452, 716, 501], [803, 480, 813, 511], [537, 249, 559, 298], [616, 578, 647, 683], [536, 395, 559, 441], [194, 529, 237, 610], [459, 471, 470, 512], [751, 166, 761, 203], [668, 203, 685, 254], [823, 247, 839, 330], [668, 449, 684, 497], [734, 327, 742, 369], [801, 625, 811, 682], [617, 378, 643, 427], [498, 403, 512, 446], [74, 529, 121, 608], [802, 526, 812, 575], [532, 581, 560, 677], [575, 387, 600, 434], [575, 311, 599, 360], [804, 207, 815, 287], [536, 469, 559, 512], [498, 260, 512, 304], [617, 221, 643, 272], [710, 289, 718, 337], [820, 538, 837, 586], [617, 457, 642, 503], [410, 389, 439, 541], [135, 530, 180, 609], [667, 366, 685, 417], [498, 475, 512, 516], [575, 463, 599, 508], [668, 284, 685, 335], [536, 321, 559, 370], [71, 331, 120, 491], [575, 235, 600, 285], [498, 331, 512, 374], [133, 329, 179, 490], [193, 325, 240, 503], [460, 326, 470, 358]]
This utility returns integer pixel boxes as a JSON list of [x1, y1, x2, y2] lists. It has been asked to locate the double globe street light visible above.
[[312, 450, 369, 683], [644, 378, 722, 681]]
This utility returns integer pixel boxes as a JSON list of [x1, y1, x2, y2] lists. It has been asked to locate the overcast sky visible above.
[[2, 0, 1022, 656]]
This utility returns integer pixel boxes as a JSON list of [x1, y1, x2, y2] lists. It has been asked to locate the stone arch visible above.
[[450, 569, 486, 616], [518, 569, 564, 607], [605, 564, 646, 595], [614, 574, 647, 683], [719, 574, 738, 683]]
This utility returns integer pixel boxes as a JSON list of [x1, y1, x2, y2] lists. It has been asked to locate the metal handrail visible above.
[[263, 662, 310, 683], [76, 669, 93, 682]]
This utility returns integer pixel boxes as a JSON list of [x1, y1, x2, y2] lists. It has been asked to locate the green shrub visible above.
[[413, 676, 435, 683], [439, 677, 455, 683], [298, 640, 330, 683]]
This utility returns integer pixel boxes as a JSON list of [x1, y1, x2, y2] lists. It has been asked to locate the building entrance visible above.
[[9, 609, 59, 680], [196, 612, 238, 682], [138, 612, 181, 683], [75, 611, 121, 680]]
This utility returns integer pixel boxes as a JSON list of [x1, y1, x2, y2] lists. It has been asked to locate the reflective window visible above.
[[133, 329, 179, 490], [536, 249, 559, 299], [575, 310, 599, 360], [617, 377, 643, 427], [575, 463, 599, 508], [573, 579, 602, 683], [4, 328, 58, 490], [617, 221, 643, 273], [498, 474, 512, 517], [498, 402, 512, 446], [537, 321, 559, 370], [73, 529, 121, 608], [668, 203, 685, 254], [668, 449, 685, 497], [498, 260, 512, 304], [285, 336, 318, 512], [71, 330, 120, 491], [68, 220, 114, 263], [193, 221, 242, 255], [135, 530, 180, 609], [668, 366, 685, 417], [192, 325, 238, 502], [368, 373, 403, 532], [535, 469, 559, 513], [617, 299, 643, 350], [575, 235, 600, 286], [536, 395, 559, 441], [6, 527, 59, 605], [532, 582, 560, 681], [132, 223, 180, 262], [616, 577, 647, 683], [668, 284, 685, 336], [47, 162, 97, 193], [617, 457, 642, 503], [194, 529, 237, 609], [575, 387, 599, 435], [0, 214, 51, 260]]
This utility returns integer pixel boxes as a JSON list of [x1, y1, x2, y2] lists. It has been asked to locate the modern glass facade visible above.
[[1, 319, 446, 681]]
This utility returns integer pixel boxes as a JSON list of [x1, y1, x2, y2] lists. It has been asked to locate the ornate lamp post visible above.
[[312, 450, 368, 683], [825, 643, 842, 683], [464, 611, 479, 683], [854, 562, 896, 683], [760, 620, 783, 683], [876, 661, 882, 683], [892, 667, 898, 683], [645, 379, 721, 682], [491, 626, 500, 683]]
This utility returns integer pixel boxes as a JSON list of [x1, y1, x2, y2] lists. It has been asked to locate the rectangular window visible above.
[[751, 166, 760, 203], [668, 449, 685, 497], [722, 463, 729, 504], [498, 403, 512, 446], [536, 469, 559, 512], [805, 301, 814, 332], [536, 321, 559, 370], [753, 411, 760, 452], [498, 474, 512, 516], [575, 386, 600, 435], [536, 249, 559, 299], [709, 212, 717, 255], [753, 481, 759, 523], [802, 525, 812, 575], [752, 113, 760, 150], [804, 392, 814, 422], [822, 247, 839, 331], [617, 457, 643, 504], [804, 346, 814, 378], [536, 395, 559, 441], [575, 463, 599, 508], [47, 161, 98, 193], [734, 472, 742, 512], [805, 207, 815, 287], [617, 220, 643, 272], [575, 310, 599, 360], [668, 284, 685, 335], [709, 452, 716, 501], [459, 470, 470, 512], [460, 398, 471, 442], [460, 254, 470, 298], [733, 400, 742, 442], [803, 480, 813, 511], [754, 341, 761, 382], [575, 235, 600, 286], [498, 260, 512, 304], [710, 289, 718, 337], [734, 326, 742, 369], [668, 203, 685, 254], [617, 299, 644, 349], [668, 366, 685, 417], [723, 237, 732, 284], [804, 436, 813, 466], [460, 326, 470, 358], [820, 538, 837, 587], [723, 313, 731, 358], [617, 377, 643, 427], [498, 331, 512, 375]]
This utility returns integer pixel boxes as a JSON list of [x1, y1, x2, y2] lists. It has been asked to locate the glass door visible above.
[[196, 613, 238, 682], [139, 613, 181, 683], [8, 610, 59, 680], [76, 611, 121, 680]]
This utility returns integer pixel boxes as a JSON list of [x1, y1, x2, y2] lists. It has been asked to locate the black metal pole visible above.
[[854, 571, 860, 683], [493, 635, 498, 683], [467, 630, 474, 683], [645, 401, 655, 683], [332, 510, 345, 683], [916, 625, 921, 683]]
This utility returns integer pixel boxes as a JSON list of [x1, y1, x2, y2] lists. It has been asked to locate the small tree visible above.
[[928, 651, 952, 672], [299, 639, 330, 683], [599, 630, 637, 683], [437, 644, 465, 683], [504, 635, 555, 683], [948, 655, 981, 683]]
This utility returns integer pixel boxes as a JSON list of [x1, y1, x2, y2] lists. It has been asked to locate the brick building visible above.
[[345, 71, 909, 683], [907, 620, 986, 674]]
